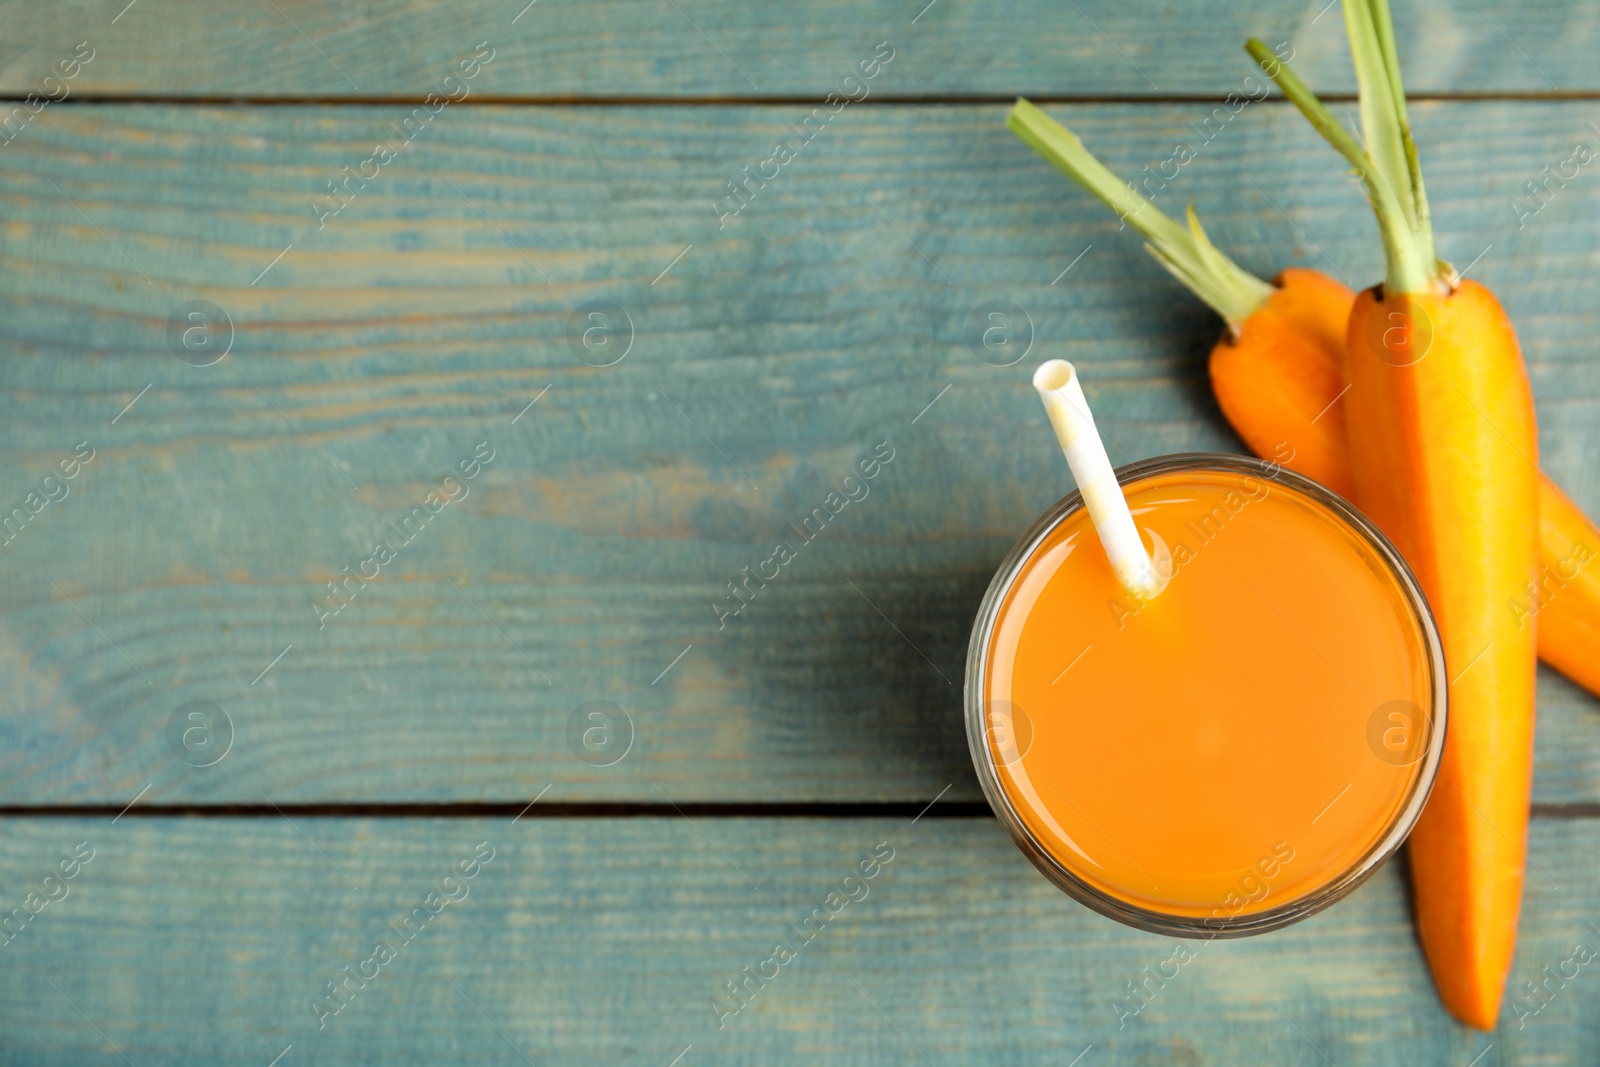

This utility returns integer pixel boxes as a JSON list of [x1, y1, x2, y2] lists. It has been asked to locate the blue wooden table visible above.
[[1, 1, 1598, 1062]]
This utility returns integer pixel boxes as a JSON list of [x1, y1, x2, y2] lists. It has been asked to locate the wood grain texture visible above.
[[1, 815, 1597, 1064], [0, 0, 1596, 98], [2, 4, 1597, 1062], [0, 101, 1596, 804]]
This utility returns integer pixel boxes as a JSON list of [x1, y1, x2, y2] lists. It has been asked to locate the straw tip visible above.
[[1032, 359, 1077, 393]]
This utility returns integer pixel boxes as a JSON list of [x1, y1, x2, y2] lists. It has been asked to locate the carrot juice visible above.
[[966, 454, 1445, 935]]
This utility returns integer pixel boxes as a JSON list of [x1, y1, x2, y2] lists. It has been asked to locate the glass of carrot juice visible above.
[[965, 452, 1446, 936]]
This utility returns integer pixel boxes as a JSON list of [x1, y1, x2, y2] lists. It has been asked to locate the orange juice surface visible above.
[[985, 468, 1434, 921]]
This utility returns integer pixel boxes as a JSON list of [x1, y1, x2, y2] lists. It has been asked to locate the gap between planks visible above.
[[11, 91, 1600, 107], [0, 801, 997, 819], [0, 801, 1597, 819]]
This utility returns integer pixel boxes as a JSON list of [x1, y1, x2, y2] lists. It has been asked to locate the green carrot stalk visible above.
[[1007, 99, 1273, 336], [1245, 0, 1446, 294]]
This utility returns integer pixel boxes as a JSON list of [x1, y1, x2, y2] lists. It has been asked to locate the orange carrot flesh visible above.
[[1534, 491, 1600, 693], [1210, 268, 1600, 700], [1209, 268, 1356, 498], [1345, 282, 1539, 1029]]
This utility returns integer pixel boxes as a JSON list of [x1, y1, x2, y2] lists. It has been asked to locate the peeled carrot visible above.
[[1207, 266, 1356, 496], [1534, 487, 1600, 691], [1345, 284, 1536, 1030], [1252, 0, 1537, 1026], [1007, 101, 1600, 704]]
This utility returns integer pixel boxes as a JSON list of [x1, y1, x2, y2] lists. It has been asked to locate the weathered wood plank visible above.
[[0, 0, 1597, 98], [0, 815, 1595, 1063], [0, 101, 1596, 803]]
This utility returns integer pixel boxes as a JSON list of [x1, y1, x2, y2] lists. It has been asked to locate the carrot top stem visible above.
[[1346, 0, 1437, 277], [1007, 98, 1273, 335], [1347, 1, 1414, 236], [1241, 37, 1433, 294]]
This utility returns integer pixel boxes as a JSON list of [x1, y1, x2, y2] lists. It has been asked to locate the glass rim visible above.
[[963, 452, 1449, 938]]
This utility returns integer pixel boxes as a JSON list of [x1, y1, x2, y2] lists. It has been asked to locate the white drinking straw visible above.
[[1032, 360, 1167, 600]]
